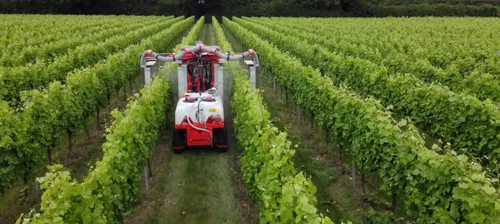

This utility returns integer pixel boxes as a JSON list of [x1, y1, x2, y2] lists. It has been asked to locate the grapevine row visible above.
[[234, 17, 500, 171], [0, 17, 195, 196], [18, 17, 205, 224], [0, 16, 181, 104], [232, 70, 333, 224], [162, 17, 205, 74], [249, 17, 500, 103], [0, 15, 143, 56], [224, 17, 500, 223], [19, 75, 171, 223], [271, 17, 500, 78], [0, 15, 159, 45], [214, 18, 333, 223], [0, 16, 167, 67]]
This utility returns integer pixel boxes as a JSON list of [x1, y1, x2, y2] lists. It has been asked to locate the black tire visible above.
[[173, 129, 186, 154], [214, 128, 228, 152]]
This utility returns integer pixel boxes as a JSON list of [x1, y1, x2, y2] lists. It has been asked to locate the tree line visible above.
[[0, 0, 498, 18]]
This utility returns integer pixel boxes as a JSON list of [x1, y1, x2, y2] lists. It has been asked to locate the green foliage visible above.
[[232, 70, 333, 224], [18, 75, 170, 223], [236, 17, 500, 173], [224, 17, 500, 223], [217, 16, 332, 222], [0, 16, 180, 104], [15, 17, 209, 223], [0, 16, 166, 67], [212, 17, 240, 71], [365, 210, 394, 224], [174, 17, 205, 54], [248, 17, 500, 103], [212, 18, 233, 54], [163, 16, 205, 75], [0, 17, 194, 196], [0, 101, 28, 192]]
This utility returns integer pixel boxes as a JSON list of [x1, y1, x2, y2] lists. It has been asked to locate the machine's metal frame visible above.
[[141, 60, 158, 86], [140, 43, 258, 91], [142, 58, 257, 93], [140, 42, 259, 153]]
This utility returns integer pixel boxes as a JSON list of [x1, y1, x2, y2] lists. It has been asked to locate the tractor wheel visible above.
[[214, 128, 228, 152], [173, 129, 186, 154]]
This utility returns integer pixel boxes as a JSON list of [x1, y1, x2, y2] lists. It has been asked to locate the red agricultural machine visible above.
[[140, 41, 258, 153]]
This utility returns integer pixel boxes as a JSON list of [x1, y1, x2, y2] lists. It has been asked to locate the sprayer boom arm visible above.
[[140, 43, 258, 66]]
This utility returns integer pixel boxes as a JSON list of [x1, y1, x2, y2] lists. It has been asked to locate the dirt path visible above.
[[125, 23, 258, 224]]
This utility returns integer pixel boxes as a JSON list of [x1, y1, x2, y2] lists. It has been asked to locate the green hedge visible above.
[[18, 75, 170, 223], [15, 17, 207, 223], [236, 17, 500, 172], [224, 16, 500, 223], [0, 16, 179, 103], [232, 70, 333, 224], [0, 17, 194, 197], [213, 16, 333, 223]]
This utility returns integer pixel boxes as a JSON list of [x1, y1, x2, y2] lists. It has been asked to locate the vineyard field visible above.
[[234, 17, 500, 173], [1, 14, 500, 224]]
